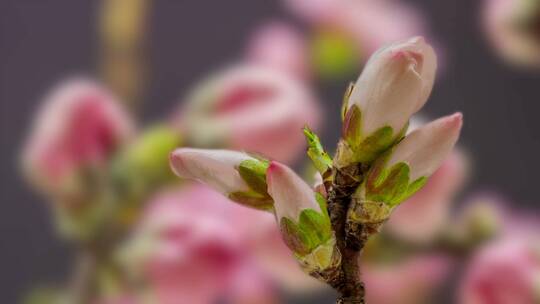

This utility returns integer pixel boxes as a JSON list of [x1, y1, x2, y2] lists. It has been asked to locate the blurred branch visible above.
[[98, 0, 151, 112], [68, 250, 97, 304]]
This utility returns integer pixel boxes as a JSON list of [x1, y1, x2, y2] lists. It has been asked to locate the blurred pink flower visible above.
[[386, 150, 468, 243], [483, 0, 540, 67], [362, 254, 452, 304], [459, 236, 540, 304], [285, 0, 426, 55], [22, 78, 133, 200], [246, 21, 310, 80], [177, 65, 320, 163], [121, 183, 320, 304]]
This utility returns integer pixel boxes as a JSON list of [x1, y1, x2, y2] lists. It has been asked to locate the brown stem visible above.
[[326, 164, 367, 304], [69, 250, 97, 304]]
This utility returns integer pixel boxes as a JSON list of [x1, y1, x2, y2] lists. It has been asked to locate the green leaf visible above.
[[303, 127, 332, 174], [228, 191, 273, 211], [238, 159, 270, 195]]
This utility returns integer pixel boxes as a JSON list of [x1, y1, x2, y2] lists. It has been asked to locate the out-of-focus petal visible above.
[[177, 65, 320, 163]]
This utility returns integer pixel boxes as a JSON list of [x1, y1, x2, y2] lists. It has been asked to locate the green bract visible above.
[[279, 193, 332, 257], [364, 161, 427, 207], [232, 158, 273, 210], [228, 191, 273, 211], [303, 127, 332, 174], [339, 105, 408, 165]]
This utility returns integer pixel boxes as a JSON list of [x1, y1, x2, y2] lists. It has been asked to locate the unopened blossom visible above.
[[176, 65, 320, 163], [349, 112, 462, 224], [266, 161, 340, 273], [119, 184, 310, 304], [385, 113, 462, 183], [339, 37, 437, 164], [169, 148, 273, 210], [386, 149, 468, 243], [484, 0, 540, 67], [22, 78, 133, 201], [246, 21, 309, 80], [460, 236, 540, 304]]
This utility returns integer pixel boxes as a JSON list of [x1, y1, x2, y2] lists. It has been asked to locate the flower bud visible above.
[[177, 65, 320, 163], [460, 237, 540, 304], [483, 0, 540, 67], [266, 161, 340, 273], [22, 78, 133, 202], [386, 149, 468, 243], [348, 113, 462, 227], [169, 148, 273, 210], [338, 37, 437, 165]]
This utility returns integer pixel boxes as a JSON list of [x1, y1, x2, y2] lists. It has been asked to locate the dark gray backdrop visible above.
[[1, 0, 539, 303]]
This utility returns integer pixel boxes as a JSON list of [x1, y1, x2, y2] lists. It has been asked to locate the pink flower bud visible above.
[[346, 37, 437, 139], [386, 150, 468, 243], [169, 148, 253, 194], [119, 184, 293, 303], [386, 113, 463, 182], [246, 21, 309, 80], [266, 161, 323, 223], [483, 0, 540, 67], [178, 65, 320, 163], [22, 78, 133, 199], [460, 237, 540, 304]]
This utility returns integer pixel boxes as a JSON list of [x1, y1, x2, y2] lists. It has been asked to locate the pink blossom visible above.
[[483, 0, 540, 67], [22, 78, 133, 200], [177, 65, 320, 163], [285, 0, 426, 55], [362, 254, 452, 304], [246, 21, 310, 80], [459, 236, 540, 304], [386, 150, 468, 243], [121, 183, 318, 303]]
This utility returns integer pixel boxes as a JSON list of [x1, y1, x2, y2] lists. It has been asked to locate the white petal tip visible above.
[[266, 161, 285, 186], [445, 112, 463, 129], [169, 148, 192, 178], [408, 36, 426, 44]]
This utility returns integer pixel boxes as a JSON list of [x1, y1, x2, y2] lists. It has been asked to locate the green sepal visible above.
[[303, 127, 332, 174], [342, 104, 362, 146], [339, 106, 408, 165], [365, 160, 428, 206], [341, 82, 354, 121], [280, 217, 312, 256], [279, 194, 332, 257], [228, 190, 273, 211], [348, 199, 392, 224], [238, 158, 270, 195]]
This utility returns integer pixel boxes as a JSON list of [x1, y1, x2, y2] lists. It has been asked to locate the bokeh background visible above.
[[1, 0, 539, 303]]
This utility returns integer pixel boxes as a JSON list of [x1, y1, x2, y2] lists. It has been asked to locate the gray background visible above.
[[1, 0, 539, 303]]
